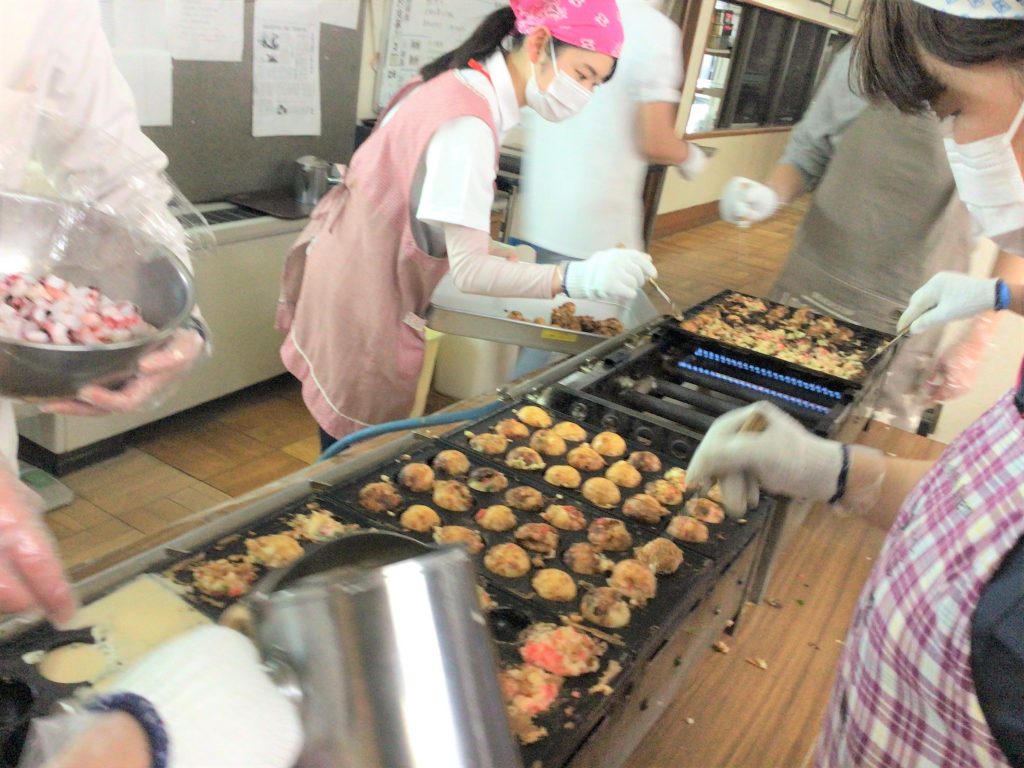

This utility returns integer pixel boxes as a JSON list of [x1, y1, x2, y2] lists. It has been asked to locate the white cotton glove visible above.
[[687, 402, 843, 518], [897, 272, 998, 335], [564, 249, 657, 302], [718, 177, 780, 226], [678, 143, 709, 180]]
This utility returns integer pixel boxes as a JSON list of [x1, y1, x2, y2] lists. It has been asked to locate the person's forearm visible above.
[[764, 164, 807, 206], [444, 223, 560, 298], [638, 102, 690, 166], [857, 454, 935, 532]]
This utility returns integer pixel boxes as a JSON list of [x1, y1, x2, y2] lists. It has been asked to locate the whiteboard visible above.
[[375, 0, 506, 111]]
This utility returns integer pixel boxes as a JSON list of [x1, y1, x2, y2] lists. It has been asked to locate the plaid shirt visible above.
[[816, 387, 1024, 767]]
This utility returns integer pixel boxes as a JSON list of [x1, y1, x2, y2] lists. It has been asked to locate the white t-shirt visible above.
[[514, 0, 684, 258]]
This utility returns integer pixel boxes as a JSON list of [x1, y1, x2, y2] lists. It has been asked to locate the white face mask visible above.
[[525, 40, 592, 123], [942, 97, 1024, 254]]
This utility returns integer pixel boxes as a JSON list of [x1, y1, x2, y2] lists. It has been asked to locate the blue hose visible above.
[[317, 400, 507, 462]]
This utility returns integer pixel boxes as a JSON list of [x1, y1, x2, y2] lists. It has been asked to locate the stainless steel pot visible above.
[[294, 156, 330, 205], [233, 531, 522, 768]]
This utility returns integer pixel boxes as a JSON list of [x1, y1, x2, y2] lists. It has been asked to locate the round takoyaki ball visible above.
[[494, 418, 530, 440], [433, 480, 474, 513], [469, 432, 509, 456], [432, 449, 470, 477], [484, 543, 532, 578], [608, 559, 657, 606], [532, 569, 578, 602], [359, 481, 402, 513], [399, 504, 441, 533], [627, 451, 662, 474], [580, 587, 631, 629], [634, 538, 684, 575], [505, 447, 546, 472], [567, 445, 606, 473], [666, 515, 709, 544], [591, 432, 627, 458], [475, 504, 518, 532], [434, 525, 485, 554], [686, 497, 725, 525], [517, 405, 552, 429], [505, 485, 545, 512], [541, 504, 586, 531], [397, 463, 435, 493], [645, 479, 684, 507], [605, 460, 642, 489], [514, 523, 559, 556], [564, 542, 613, 575], [706, 482, 724, 505], [582, 478, 622, 509], [621, 494, 669, 525], [468, 467, 509, 494], [552, 421, 587, 443], [543, 465, 582, 490], [663, 467, 687, 493], [587, 518, 633, 552], [529, 429, 567, 457]]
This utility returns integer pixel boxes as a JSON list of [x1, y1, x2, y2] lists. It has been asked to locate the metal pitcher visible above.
[[230, 531, 522, 768], [294, 155, 330, 205]]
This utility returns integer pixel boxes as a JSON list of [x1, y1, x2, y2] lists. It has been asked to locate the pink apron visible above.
[[816, 367, 1024, 767], [279, 70, 498, 438]]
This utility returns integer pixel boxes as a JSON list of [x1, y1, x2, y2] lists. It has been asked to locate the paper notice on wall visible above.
[[319, 0, 359, 29], [111, 0, 170, 50], [252, 0, 322, 137], [113, 50, 173, 127], [169, 0, 244, 61]]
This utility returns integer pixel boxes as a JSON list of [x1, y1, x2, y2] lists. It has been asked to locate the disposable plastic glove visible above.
[[20, 626, 303, 768], [926, 315, 996, 402], [678, 143, 709, 181], [44, 328, 206, 416], [718, 177, 780, 226], [897, 272, 997, 335], [564, 249, 656, 303], [0, 466, 75, 623]]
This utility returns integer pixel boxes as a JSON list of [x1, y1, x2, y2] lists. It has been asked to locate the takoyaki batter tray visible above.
[[320, 440, 716, 657]]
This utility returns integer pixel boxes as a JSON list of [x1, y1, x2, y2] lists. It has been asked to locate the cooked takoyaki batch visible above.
[[634, 538, 684, 575], [587, 518, 633, 551], [514, 523, 559, 557], [484, 543, 532, 578], [531, 569, 577, 602], [434, 525, 485, 554], [468, 467, 509, 493], [397, 462, 435, 493], [590, 431, 626, 458], [192, 557, 257, 599], [468, 432, 509, 455], [563, 542, 613, 575], [644, 479, 684, 507], [494, 418, 531, 440], [627, 451, 662, 474], [666, 515, 709, 543], [399, 504, 441, 532], [663, 467, 687, 492], [505, 446, 546, 471], [621, 493, 669, 524], [686, 497, 725, 524], [608, 559, 657, 606], [582, 477, 621, 509], [519, 624, 606, 677], [432, 449, 470, 476], [529, 429, 567, 457], [290, 509, 354, 542], [245, 534, 304, 569], [474, 504, 518, 532], [504, 485, 545, 512], [359, 480, 402, 513], [552, 421, 587, 443], [605, 460, 642, 489], [433, 480, 474, 512], [580, 586, 631, 628], [543, 465, 582, 489], [516, 405, 552, 429], [541, 504, 586, 531], [567, 444, 606, 472]]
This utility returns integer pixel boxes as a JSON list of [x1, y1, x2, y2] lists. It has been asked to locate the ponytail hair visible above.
[[421, 7, 519, 81]]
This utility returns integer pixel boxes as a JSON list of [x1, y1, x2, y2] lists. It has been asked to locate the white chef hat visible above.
[[911, 0, 1024, 18]]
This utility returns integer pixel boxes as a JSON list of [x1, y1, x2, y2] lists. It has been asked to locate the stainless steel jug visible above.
[[234, 531, 522, 768], [294, 155, 330, 205]]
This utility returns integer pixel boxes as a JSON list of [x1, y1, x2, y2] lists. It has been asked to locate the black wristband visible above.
[[828, 444, 850, 505], [87, 692, 169, 768], [560, 262, 571, 297]]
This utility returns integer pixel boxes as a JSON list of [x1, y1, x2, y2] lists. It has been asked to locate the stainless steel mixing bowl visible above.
[[0, 191, 196, 400]]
